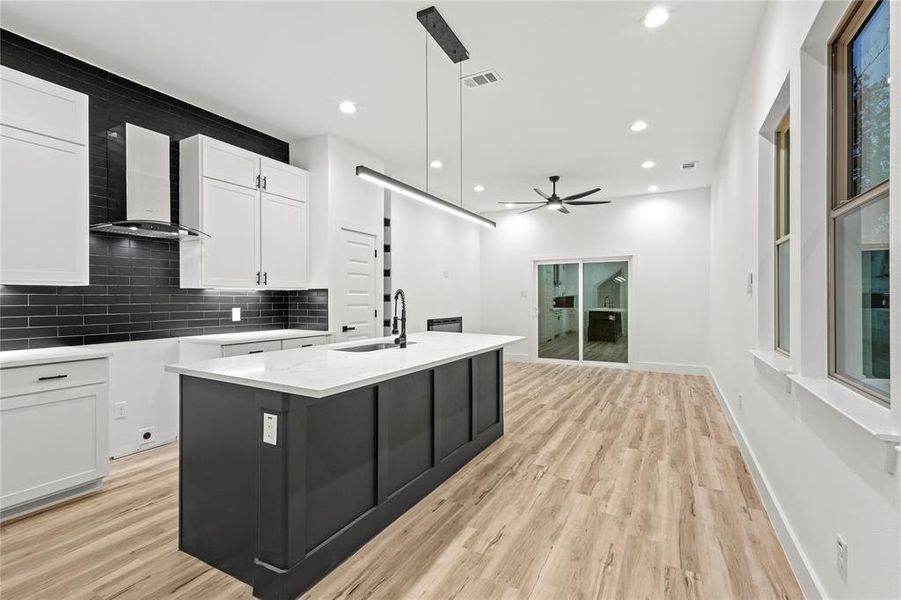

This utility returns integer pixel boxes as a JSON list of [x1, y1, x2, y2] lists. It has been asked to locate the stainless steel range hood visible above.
[[90, 123, 208, 239]]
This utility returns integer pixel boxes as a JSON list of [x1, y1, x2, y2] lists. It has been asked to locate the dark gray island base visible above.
[[178, 348, 503, 600]]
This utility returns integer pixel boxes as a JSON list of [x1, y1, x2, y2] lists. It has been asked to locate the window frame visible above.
[[774, 111, 790, 356], [828, 0, 891, 406]]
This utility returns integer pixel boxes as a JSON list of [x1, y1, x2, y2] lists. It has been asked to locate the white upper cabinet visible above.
[[261, 192, 307, 289], [0, 67, 89, 286], [200, 136, 259, 189], [180, 134, 309, 289], [260, 157, 307, 201]]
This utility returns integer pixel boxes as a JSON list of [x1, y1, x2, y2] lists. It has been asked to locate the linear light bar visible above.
[[356, 165, 496, 229]]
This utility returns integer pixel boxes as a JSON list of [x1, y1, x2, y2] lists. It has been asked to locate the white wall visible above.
[[708, 1, 900, 598], [389, 193, 481, 333], [480, 187, 711, 372]]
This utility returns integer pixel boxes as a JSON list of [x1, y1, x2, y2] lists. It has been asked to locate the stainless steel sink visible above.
[[334, 342, 417, 353]]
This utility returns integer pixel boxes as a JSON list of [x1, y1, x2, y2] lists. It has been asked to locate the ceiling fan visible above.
[[499, 175, 609, 214]]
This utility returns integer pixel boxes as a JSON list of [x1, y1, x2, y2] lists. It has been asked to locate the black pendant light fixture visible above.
[[356, 6, 496, 229]]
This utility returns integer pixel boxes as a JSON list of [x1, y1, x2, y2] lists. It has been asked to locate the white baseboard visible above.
[[706, 368, 827, 600]]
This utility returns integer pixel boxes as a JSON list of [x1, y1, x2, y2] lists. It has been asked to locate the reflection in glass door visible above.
[[582, 261, 629, 363], [537, 263, 579, 360]]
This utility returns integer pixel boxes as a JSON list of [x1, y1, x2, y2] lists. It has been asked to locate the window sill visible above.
[[749, 349, 793, 375], [786, 374, 899, 443]]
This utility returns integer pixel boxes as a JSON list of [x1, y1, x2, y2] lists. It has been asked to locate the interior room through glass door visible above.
[[582, 261, 629, 363], [537, 263, 579, 360]]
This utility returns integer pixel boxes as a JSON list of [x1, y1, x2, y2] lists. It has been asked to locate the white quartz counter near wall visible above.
[[166, 332, 522, 398]]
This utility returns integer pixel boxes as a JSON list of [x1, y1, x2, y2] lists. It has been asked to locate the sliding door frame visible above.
[[531, 252, 635, 368]]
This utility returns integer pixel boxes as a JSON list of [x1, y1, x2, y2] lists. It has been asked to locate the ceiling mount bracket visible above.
[[417, 6, 469, 64]]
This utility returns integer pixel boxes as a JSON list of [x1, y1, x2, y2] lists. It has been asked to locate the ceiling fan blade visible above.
[[533, 188, 551, 200], [558, 205, 570, 214], [564, 200, 612, 206], [518, 204, 546, 214], [498, 201, 545, 205], [561, 188, 602, 202]]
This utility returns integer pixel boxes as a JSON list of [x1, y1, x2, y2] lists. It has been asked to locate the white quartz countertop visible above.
[[0, 346, 111, 369], [179, 329, 331, 345], [166, 331, 523, 398]]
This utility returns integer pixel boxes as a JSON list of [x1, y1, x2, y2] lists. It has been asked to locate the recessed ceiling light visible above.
[[338, 100, 357, 114], [630, 120, 649, 132], [474, 184, 485, 192], [641, 160, 656, 169], [430, 159, 443, 169], [648, 185, 659, 192], [505, 202, 515, 208], [643, 7, 670, 29]]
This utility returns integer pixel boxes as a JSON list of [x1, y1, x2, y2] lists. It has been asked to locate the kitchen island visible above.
[[165, 331, 521, 600]]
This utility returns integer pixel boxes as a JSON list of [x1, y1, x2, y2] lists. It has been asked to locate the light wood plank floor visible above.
[[0, 363, 801, 600]]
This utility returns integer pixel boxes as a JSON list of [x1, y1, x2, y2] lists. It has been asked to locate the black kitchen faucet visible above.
[[391, 289, 407, 348]]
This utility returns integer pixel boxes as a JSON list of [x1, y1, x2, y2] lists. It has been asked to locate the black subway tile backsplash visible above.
[[0, 29, 328, 350]]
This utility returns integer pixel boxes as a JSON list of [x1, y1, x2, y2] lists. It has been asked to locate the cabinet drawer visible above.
[[260, 157, 307, 201], [221, 340, 282, 357], [281, 335, 329, 350], [1, 359, 108, 399]]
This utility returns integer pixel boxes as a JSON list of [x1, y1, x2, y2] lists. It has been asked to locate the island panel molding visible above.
[[0, 30, 327, 349], [174, 335, 515, 599]]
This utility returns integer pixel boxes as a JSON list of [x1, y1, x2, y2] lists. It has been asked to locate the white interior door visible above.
[[337, 228, 377, 341], [260, 192, 307, 289], [201, 178, 260, 288]]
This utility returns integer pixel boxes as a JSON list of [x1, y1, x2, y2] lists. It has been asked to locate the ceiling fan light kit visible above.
[[356, 6, 496, 229]]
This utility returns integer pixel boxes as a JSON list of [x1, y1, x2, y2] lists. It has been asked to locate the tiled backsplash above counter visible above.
[[0, 30, 327, 350]]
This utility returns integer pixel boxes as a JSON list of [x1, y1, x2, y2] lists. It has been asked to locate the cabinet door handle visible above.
[[256, 174, 261, 188], [256, 271, 261, 285], [263, 272, 268, 285], [262, 176, 267, 190], [37, 374, 68, 381]]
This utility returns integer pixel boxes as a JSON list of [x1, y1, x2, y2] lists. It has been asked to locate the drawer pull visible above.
[[301, 344, 313, 348], [37, 374, 68, 381], [248, 350, 265, 354]]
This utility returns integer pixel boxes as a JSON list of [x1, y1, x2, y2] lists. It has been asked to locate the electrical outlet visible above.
[[836, 534, 848, 580], [138, 426, 156, 446], [113, 402, 127, 419], [232, 307, 241, 322], [263, 413, 278, 445]]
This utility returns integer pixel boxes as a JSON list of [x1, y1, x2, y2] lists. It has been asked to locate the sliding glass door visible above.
[[537, 263, 579, 360], [582, 261, 629, 364], [536, 258, 630, 365]]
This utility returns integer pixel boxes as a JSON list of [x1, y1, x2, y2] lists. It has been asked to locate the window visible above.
[[775, 112, 790, 355], [830, 0, 890, 405]]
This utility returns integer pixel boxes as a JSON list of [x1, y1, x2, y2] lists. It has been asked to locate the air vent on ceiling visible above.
[[462, 69, 502, 88], [681, 160, 699, 171]]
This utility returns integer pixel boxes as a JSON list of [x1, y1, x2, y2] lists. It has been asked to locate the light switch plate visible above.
[[263, 413, 278, 445], [232, 307, 241, 322]]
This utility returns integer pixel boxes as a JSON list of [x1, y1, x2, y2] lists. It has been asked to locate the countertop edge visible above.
[[165, 339, 520, 399], [0, 348, 112, 369], [178, 329, 333, 345]]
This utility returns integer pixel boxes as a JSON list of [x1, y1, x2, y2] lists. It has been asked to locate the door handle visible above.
[[342, 325, 356, 332]]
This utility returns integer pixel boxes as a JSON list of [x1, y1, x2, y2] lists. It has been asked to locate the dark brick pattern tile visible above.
[[0, 30, 328, 350]]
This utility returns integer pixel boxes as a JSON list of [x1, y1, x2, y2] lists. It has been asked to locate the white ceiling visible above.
[[1, 1, 766, 213]]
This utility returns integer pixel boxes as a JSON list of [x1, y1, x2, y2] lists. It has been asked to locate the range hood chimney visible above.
[[90, 123, 208, 239]]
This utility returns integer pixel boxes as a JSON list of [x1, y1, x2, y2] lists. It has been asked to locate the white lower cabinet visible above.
[[179, 134, 309, 289], [178, 331, 332, 362], [0, 356, 109, 520]]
